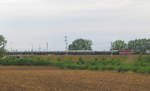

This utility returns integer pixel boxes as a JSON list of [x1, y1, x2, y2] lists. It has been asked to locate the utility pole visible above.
[[64, 35, 68, 51], [38, 45, 41, 52], [46, 42, 49, 51], [111, 42, 113, 56], [31, 44, 34, 52]]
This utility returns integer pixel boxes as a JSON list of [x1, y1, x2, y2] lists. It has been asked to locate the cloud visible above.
[[0, 0, 150, 50], [0, 0, 135, 18]]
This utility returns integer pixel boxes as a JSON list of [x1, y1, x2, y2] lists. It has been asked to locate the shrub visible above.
[[77, 57, 85, 65], [88, 65, 99, 70], [116, 65, 131, 72], [1, 55, 150, 74], [0, 56, 51, 66]]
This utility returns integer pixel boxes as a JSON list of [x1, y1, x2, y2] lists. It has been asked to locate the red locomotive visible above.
[[118, 50, 136, 55]]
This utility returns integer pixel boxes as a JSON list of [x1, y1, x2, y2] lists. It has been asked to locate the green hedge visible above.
[[1, 55, 150, 74], [0, 56, 51, 66]]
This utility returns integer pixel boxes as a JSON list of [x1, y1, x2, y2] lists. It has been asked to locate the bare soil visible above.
[[0, 66, 149, 91]]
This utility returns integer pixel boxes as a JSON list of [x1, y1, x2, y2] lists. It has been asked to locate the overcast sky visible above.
[[0, 0, 150, 51]]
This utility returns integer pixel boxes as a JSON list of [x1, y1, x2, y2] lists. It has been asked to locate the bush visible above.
[[1, 55, 150, 74], [76, 57, 85, 65], [116, 65, 131, 72], [88, 65, 99, 70], [0, 56, 51, 66]]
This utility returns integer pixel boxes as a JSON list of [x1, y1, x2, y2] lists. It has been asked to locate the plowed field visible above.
[[0, 66, 149, 91]]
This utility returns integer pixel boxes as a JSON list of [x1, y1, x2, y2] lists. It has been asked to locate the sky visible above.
[[0, 0, 150, 51]]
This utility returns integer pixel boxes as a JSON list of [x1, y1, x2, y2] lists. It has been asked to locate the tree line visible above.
[[0, 35, 7, 56], [0, 35, 150, 54], [70, 38, 150, 54], [111, 39, 150, 54]]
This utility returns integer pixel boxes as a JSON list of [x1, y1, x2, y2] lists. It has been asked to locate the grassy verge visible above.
[[1, 55, 150, 74]]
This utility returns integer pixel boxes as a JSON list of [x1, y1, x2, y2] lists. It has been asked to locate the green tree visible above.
[[0, 35, 7, 57], [111, 40, 127, 50], [68, 39, 92, 50], [128, 39, 150, 53]]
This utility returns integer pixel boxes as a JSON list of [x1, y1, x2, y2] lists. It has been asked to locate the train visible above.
[[6, 50, 136, 55]]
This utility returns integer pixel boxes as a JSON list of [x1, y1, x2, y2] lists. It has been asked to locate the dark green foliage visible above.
[[116, 65, 132, 72], [0, 56, 19, 65], [88, 65, 99, 70], [1, 55, 150, 74], [77, 57, 85, 65], [53, 57, 64, 68], [68, 39, 92, 50], [0, 56, 51, 66], [112, 38, 150, 54], [135, 56, 150, 67], [128, 39, 150, 54], [111, 40, 127, 50], [0, 35, 7, 57]]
